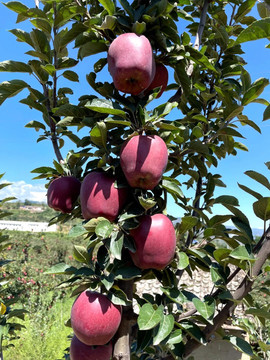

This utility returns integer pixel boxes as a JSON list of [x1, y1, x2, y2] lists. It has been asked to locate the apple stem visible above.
[[113, 280, 134, 360]]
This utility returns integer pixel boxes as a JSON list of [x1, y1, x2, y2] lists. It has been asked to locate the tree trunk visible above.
[[113, 280, 134, 360]]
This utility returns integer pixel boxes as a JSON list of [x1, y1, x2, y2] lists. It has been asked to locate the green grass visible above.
[[4, 296, 73, 360]]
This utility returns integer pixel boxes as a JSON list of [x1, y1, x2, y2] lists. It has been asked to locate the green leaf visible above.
[[185, 46, 218, 74], [9, 28, 33, 47], [90, 121, 107, 149], [245, 307, 270, 319], [119, 0, 135, 20], [110, 231, 124, 260], [245, 170, 270, 190], [41, 64, 55, 76], [177, 251, 189, 270], [257, 2, 270, 18], [25, 121, 46, 131], [162, 178, 183, 199], [0, 80, 29, 105], [138, 304, 163, 330], [0, 60, 32, 73], [78, 41, 108, 60], [167, 329, 183, 345], [107, 285, 132, 306], [62, 70, 79, 82], [242, 78, 269, 105], [161, 287, 186, 305], [69, 224, 87, 237], [98, 0, 115, 15], [30, 18, 52, 34], [138, 196, 156, 210], [153, 313, 175, 345], [4, 1, 28, 13], [235, 18, 270, 44], [44, 263, 77, 275], [263, 104, 270, 121], [234, 0, 256, 22], [95, 219, 113, 239], [85, 99, 126, 118], [114, 264, 141, 280], [230, 245, 254, 261], [192, 296, 215, 323], [73, 245, 91, 264], [177, 216, 198, 235], [224, 335, 254, 356], [214, 195, 239, 206], [231, 216, 253, 242], [178, 321, 207, 344], [253, 197, 270, 221], [238, 183, 262, 200]]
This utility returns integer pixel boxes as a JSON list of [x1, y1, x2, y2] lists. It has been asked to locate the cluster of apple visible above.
[[47, 132, 176, 270], [107, 32, 168, 97], [69, 290, 122, 360]]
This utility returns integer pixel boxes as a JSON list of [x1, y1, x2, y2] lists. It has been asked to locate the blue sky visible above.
[[0, 3, 270, 229]]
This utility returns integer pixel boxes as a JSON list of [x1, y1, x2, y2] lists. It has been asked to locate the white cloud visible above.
[[0, 180, 47, 203]]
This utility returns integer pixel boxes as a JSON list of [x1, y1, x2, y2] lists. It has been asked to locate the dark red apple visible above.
[[107, 33, 156, 95], [80, 171, 128, 222], [71, 290, 122, 346], [145, 63, 168, 98], [70, 336, 112, 360], [47, 176, 81, 213], [120, 134, 168, 190], [130, 214, 176, 270]]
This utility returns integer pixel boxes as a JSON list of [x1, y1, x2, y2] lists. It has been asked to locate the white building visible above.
[[0, 220, 57, 232]]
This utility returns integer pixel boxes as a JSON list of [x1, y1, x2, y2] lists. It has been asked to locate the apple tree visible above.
[[1, 0, 270, 359]]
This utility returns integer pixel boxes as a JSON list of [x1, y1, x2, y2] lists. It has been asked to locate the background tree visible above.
[[1, 0, 270, 359]]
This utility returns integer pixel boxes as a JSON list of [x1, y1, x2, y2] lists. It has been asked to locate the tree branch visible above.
[[187, 0, 210, 76], [183, 227, 270, 358], [41, 4, 63, 164]]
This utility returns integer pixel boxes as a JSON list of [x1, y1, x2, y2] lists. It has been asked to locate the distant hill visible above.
[[1, 201, 56, 222]]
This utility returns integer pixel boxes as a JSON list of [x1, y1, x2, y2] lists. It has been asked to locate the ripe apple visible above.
[[145, 63, 168, 98], [71, 290, 122, 346], [130, 213, 176, 270], [47, 176, 81, 214], [107, 33, 156, 95], [70, 336, 112, 360], [120, 134, 168, 190], [80, 171, 128, 222]]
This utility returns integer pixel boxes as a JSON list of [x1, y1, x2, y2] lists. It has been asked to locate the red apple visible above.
[[120, 134, 168, 190], [80, 171, 128, 222], [130, 214, 176, 270], [47, 176, 81, 213], [107, 33, 156, 95], [70, 336, 112, 360], [71, 290, 122, 346], [145, 63, 168, 98]]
